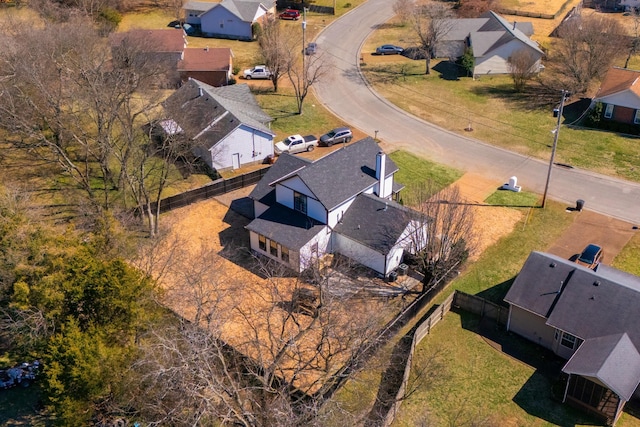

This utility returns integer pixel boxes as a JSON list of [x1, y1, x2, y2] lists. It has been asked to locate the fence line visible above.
[[381, 291, 508, 427], [151, 167, 270, 214], [382, 292, 455, 427]]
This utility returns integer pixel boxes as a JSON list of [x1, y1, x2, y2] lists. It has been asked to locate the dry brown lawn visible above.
[[140, 196, 402, 393]]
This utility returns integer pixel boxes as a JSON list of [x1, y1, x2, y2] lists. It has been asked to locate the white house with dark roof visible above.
[[246, 138, 427, 276], [504, 251, 640, 425], [184, 0, 275, 40], [435, 11, 544, 77], [161, 78, 274, 171]]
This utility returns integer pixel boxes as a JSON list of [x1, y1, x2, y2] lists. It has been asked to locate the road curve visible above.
[[313, 0, 640, 225]]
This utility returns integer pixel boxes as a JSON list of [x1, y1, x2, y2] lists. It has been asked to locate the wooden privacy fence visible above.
[[381, 291, 508, 427], [151, 167, 270, 214]]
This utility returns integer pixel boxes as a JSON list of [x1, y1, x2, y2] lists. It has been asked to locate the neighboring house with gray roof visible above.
[[184, 0, 276, 40], [246, 138, 426, 276], [504, 251, 640, 425], [435, 11, 543, 77], [161, 78, 274, 171]]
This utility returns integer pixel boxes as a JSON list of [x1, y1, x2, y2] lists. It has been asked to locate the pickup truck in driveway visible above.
[[274, 134, 318, 154], [243, 66, 272, 80]]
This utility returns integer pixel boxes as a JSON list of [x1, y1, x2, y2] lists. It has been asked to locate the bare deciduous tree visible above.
[[288, 53, 328, 115], [410, 3, 455, 74], [456, 0, 497, 18], [403, 183, 476, 291], [123, 239, 393, 426], [507, 48, 540, 92], [257, 16, 296, 92], [625, 8, 640, 69], [0, 10, 182, 237], [393, 0, 415, 25], [553, 13, 627, 94]]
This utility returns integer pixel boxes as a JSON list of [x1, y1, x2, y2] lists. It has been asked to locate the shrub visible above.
[[98, 7, 122, 30]]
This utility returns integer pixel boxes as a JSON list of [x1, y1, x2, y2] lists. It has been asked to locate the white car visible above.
[[243, 66, 272, 80]]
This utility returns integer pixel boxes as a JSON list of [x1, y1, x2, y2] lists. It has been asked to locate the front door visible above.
[[232, 153, 240, 169]]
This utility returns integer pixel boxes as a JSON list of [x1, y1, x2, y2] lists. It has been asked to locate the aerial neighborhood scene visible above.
[[3, 0, 640, 424]]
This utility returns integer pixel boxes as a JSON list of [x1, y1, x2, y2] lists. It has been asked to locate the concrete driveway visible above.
[[546, 209, 638, 264]]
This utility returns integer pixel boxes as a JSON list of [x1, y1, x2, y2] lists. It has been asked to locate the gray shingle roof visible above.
[[249, 153, 311, 204], [271, 137, 399, 211], [183, 0, 215, 12], [219, 0, 271, 22], [245, 203, 326, 250], [506, 251, 640, 363], [333, 193, 413, 253], [439, 11, 542, 57], [162, 79, 274, 151], [504, 251, 576, 319], [562, 333, 640, 401]]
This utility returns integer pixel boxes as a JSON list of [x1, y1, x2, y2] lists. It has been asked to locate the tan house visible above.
[[178, 47, 234, 87], [505, 251, 640, 425], [593, 67, 640, 125]]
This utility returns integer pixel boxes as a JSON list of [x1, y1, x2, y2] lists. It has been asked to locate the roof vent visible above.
[[550, 262, 556, 268], [593, 281, 600, 287]]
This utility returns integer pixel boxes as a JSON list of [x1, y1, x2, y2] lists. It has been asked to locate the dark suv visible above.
[[319, 127, 352, 146]]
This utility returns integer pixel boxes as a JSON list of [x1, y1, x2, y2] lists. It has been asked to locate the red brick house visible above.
[[593, 67, 640, 125], [178, 47, 234, 87]]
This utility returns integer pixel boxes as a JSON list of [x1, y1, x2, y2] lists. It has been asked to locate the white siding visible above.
[[208, 125, 273, 170], [200, 6, 253, 40], [385, 247, 404, 275], [374, 175, 395, 199], [299, 227, 332, 271], [333, 234, 386, 275], [474, 41, 542, 76], [596, 91, 640, 110], [327, 197, 357, 228], [276, 177, 326, 223]]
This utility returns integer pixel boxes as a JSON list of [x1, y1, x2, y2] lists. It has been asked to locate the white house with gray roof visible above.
[[435, 11, 543, 77], [246, 138, 427, 276], [504, 251, 640, 425], [161, 78, 274, 171], [184, 0, 275, 40]]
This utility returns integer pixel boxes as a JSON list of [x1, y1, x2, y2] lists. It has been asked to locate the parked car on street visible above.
[[575, 243, 603, 270], [243, 66, 272, 80], [305, 42, 317, 55], [279, 9, 300, 20], [319, 127, 352, 146], [375, 44, 404, 55], [275, 134, 318, 154]]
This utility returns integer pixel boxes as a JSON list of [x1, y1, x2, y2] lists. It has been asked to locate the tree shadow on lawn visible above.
[[432, 60, 466, 81], [458, 310, 600, 426]]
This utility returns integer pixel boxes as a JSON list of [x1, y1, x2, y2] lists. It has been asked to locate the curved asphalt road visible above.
[[314, 0, 640, 225]]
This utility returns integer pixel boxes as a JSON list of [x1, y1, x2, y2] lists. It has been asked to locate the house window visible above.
[[294, 191, 307, 214], [604, 104, 614, 119], [270, 240, 278, 257], [311, 242, 318, 254], [258, 235, 266, 251], [281, 246, 289, 263], [560, 332, 577, 349], [635, 110, 640, 124]]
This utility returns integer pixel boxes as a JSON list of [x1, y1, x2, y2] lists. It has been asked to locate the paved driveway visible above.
[[546, 210, 637, 263]]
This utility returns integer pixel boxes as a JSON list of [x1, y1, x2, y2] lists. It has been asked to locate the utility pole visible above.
[[302, 7, 307, 70], [542, 90, 567, 208]]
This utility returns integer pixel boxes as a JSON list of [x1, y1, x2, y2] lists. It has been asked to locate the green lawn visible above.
[[394, 311, 600, 427], [361, 17, 640, 182]]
